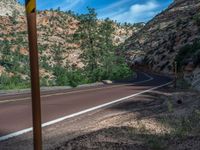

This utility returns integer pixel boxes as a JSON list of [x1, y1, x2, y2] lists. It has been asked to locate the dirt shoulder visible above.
[[1, 87, 200, 150], [54, 87, 200, 150]]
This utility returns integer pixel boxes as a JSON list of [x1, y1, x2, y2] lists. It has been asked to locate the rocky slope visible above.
[[0, 0, 24, 16], [0, 0, 143, 86], [121, 0, 200, 89]]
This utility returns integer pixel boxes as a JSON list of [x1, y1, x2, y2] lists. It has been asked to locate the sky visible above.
[[19, 0, 173, 23]]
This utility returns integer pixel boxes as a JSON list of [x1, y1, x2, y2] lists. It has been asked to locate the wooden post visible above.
[[25, 0, 42, 149]]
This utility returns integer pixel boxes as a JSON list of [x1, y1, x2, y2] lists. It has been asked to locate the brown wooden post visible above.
[[25, 0, 42, 149]]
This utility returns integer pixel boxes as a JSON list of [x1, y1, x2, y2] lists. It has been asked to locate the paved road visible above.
[[0, 72, 172, 141]]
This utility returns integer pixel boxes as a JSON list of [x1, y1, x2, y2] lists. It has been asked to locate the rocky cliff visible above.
[[0, 0, 143, 87], [0, 0, 24, 16], [121, 0, 200, 89]]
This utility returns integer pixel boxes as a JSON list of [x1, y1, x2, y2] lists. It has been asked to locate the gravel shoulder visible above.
[[1, 86, 200, 150], [53, 87, 200, 150]]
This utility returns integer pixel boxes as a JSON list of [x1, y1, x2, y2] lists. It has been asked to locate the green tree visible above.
[[74, 8, 102, 81], [51, 44, 68, 85], [0, 40, 12, 69], [74, 8, 133, 82], [98, 18, 115, 79], [98, 18, 132, 81]]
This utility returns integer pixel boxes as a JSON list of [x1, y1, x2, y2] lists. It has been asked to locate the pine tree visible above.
[[74, 8, 101, 81], [98, 18, 115, 79], [74, 8, 132, 81]]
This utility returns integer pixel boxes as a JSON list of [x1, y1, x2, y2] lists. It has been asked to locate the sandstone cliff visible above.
[[0, 0, 143, 86], [0, 0, 24, 16], [121, 0, 200, 89]]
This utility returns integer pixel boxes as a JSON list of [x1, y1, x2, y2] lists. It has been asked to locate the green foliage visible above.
[[108, 57, 133, 81], [193, 13, 200, 26], [0, 40, 29, 75], [177, 79, 191, 89], [0, 74, 29, 90], [67, 69, 89, 87], [175, 40, 200, 69], [10, 10, 18, 25], [74, 8, 133, 83], [0, 7, 133, 90], [167, 98, 174, 113], [53, 66, 69, 86], [74, 8, 99, 74], [147, 137, 167, 150], [53, 67, 89, 87]]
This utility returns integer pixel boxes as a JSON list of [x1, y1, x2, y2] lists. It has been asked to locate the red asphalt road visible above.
[[0, 72, 172, 139]]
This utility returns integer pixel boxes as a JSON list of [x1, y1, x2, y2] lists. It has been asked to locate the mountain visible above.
[[0, 0, 24, 16], [0, 0, 143, 89], [121, 0, 200, 89]]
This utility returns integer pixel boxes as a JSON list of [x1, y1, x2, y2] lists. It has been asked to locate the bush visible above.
[[0, 74, 29, 90], [175, 40, 200, 70], [84, 57, 133, 83], [193, 13, 200, 26], [110, 63, 133, 80], [67, 69, 89, 87], [53, 66, 90, 87], [53, 67, 70, 86]]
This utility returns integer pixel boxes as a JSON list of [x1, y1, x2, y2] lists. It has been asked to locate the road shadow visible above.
[[0, 131, 34, 150], [54, 125, 200, 150], [53, 88, 200, 150]]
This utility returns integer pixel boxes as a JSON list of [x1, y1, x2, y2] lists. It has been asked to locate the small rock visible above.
[[177, 99, 183, 104], [102, 80, 113, 84]]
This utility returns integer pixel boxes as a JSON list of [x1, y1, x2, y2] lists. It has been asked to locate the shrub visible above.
[[175, 40, 200, 70], [193, 13, 200, 26], [0, 74, 29, 90]]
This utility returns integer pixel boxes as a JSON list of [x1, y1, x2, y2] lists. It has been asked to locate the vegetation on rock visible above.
[[176, 40, 200, 70], [0, 4, 139, 89]]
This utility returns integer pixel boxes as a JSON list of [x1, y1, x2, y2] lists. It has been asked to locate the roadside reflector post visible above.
[[25, 0, 42, 150]]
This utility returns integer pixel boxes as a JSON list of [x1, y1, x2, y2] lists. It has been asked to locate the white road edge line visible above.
[[0, 72, 152, 141], [0, 72, 153, 104], [0, 73, 153, 141], [0, 77, 172, 142]]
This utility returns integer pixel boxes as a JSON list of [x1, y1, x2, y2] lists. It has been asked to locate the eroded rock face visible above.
[[120, 0, 200, 89], [0, 0, 24, 16], [0, 0, 143, 84]]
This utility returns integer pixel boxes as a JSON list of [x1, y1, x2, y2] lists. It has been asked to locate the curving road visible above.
[[0, 72, 172, 141]]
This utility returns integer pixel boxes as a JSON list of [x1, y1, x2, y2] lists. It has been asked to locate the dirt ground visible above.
[[53, 87, 200, 150]]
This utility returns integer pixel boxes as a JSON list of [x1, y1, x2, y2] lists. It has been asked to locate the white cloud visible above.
[[99, 0, 162, 23], [56, 0, 84, 10], [98, 0, 132, 19], [112, 1, 160, 23], [130, 1, 159, 13], [98, 0, 132, 14]]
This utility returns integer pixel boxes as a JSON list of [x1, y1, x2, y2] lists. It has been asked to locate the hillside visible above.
[[0, 0, 24, 16], [0, 0, 143, 89], [121, 0, 200, 89]]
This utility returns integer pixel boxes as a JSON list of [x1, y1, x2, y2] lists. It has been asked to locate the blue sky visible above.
[[19, 0, 173, 23]]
